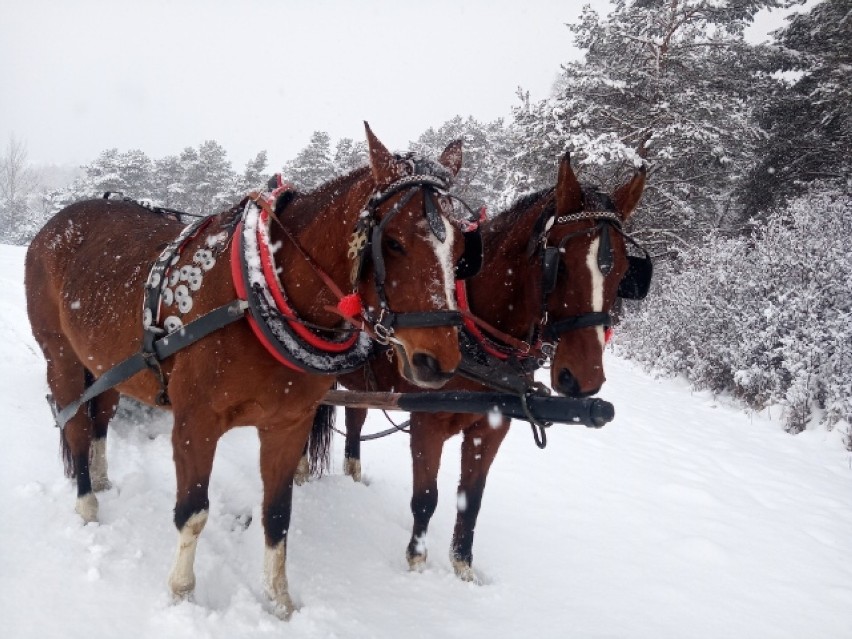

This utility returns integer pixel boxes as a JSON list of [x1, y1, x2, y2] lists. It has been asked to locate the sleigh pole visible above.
[[320, 389, 615, 428]]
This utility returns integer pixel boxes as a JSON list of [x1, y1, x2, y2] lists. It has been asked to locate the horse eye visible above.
[[384, 237, 405, 255]]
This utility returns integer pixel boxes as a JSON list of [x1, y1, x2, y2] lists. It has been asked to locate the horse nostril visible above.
[[410, 352, 456, 386], [557, 369, 602, 398], [412, 352, 442, 376], [557, 368, 581, 397]]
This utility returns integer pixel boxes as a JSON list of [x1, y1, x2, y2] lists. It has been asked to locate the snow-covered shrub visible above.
[[618, 185, 852, 441]]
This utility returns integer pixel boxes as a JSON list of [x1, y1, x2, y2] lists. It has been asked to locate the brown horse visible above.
[[337, 153, 646, 580], [25, 124, 470, 618]]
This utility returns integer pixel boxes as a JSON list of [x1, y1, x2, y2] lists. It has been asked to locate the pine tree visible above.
[[79, 148, 154, 197], [151, 154, 184, 209], [188, 140, 239, 215], [332, 138, 367, 175], [741, 0, 852, 220], [509, 0, 789, 251], [283, 131, 334, 190], [49, 141, 245, 218], [242, 150, 269, 191], [410, 115, 512, 214]]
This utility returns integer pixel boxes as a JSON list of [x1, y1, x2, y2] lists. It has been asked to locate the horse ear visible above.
[[556, 151, 583, 214], [613, 165, 646, 220], [438, 139, 463, 177], [365, 122, 405, 187]]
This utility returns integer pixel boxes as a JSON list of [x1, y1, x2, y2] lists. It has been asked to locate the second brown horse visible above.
[[337, 153, 646, 581]]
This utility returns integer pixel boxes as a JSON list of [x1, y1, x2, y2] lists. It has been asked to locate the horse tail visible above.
[[58, 369, 96, 478], [307, 399, 335, 478], [59, 424, 76, 478]]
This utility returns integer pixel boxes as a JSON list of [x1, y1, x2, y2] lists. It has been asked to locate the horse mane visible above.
[[485, 187, 556, 238], [487, 183, 618, 236], [283, 166, 372, 230]]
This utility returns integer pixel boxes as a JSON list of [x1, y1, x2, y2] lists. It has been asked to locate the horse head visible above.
[[542, 152, 646, 397], [356, 124, 467, 388]]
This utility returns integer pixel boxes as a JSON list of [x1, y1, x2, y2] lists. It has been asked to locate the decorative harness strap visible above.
[[230, 196, 373, 375]]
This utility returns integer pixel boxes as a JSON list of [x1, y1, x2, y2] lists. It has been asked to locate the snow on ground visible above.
[[2, 243, 851, 639]]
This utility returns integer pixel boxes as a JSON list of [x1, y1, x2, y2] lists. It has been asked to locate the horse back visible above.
[[26, 199, 188, 368]]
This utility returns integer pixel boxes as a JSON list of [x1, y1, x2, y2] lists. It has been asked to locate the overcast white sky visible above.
[[1, 0, 794, 171]]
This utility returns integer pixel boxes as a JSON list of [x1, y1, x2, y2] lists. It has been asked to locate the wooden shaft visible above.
[[321, 389, 403, 411]]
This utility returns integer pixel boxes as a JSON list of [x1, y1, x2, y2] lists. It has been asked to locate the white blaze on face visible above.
[[585, 237, 606, 348], [425, 221, 458, 310]]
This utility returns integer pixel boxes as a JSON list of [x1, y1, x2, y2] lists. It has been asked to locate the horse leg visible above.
[[450, 416, 510, 582], [89, 386, 118, 492], [344, 407, 367, 482], [39, 336, 99, 522], [258, 422, 313, 619], [406, 415, 447, 570], [167, 409, 222, 601]]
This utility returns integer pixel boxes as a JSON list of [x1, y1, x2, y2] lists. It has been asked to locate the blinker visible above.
[[542, 246, 561, 294], [617, 253, 653, 300], [455, 230, 483, 280], [423, 191, 447, 243], [597, 224, 614, 276]]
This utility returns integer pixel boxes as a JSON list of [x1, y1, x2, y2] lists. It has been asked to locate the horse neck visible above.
[[270, 170, 374, 326], [467, 197, 550, 338]]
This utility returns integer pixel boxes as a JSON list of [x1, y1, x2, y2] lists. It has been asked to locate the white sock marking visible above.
[[168, 510, 208, 596], [264, 541, 294, 617], [89, 438, 109, 491]]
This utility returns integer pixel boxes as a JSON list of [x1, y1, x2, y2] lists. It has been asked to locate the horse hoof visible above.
[[75, 493, 99, 523], [91, 478, 113, 493], [343, 458, 362, 483], [452, 559, 481, 584], [168, 576, 196, 602], [407, 552, 427, 572], [170, 588, 195, 605], [268, 593, 296, 620]]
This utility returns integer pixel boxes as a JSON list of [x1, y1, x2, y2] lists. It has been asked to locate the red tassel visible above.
[[605, 327, 614, 344], [337, 293, 363, 319]]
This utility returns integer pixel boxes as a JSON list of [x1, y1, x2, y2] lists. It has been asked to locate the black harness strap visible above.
[[542, 312, 612, 342], [54, 299, 247, 430]]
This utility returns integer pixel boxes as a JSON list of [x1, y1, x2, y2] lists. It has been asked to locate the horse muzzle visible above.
[[554, 367, 602, 398], [395, 345, 458, 389]]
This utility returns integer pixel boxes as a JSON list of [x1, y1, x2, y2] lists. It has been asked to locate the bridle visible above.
[[458, 195, 653, 368], [347, 172, 482, 344], [536, 208, 653, 345]]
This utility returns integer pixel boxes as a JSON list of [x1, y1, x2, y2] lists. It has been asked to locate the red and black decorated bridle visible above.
[[346, 172, 482, 343], [457, 201, 652, 368]]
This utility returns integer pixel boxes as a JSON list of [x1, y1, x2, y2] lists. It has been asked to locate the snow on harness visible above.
[[54, 188, 369, 429], [230, 195, 373, 374]]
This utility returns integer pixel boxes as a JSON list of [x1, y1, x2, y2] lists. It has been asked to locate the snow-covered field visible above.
[[2, 243, 851, 639]]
